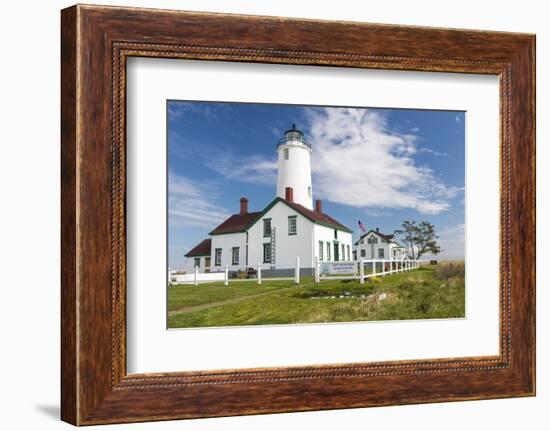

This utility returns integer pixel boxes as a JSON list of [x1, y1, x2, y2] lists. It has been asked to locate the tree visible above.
[[394, 220, 441, 259]]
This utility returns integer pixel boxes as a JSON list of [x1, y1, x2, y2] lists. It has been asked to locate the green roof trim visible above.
[[209, 230, 247, 236]]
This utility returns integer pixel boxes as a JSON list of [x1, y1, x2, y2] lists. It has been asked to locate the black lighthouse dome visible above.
[[277, 124, 311, 149], [284, 123, 303, 140]]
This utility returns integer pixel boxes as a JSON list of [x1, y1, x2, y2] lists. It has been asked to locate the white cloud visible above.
[[455, 114, 461, 123], [363, 208, 391, 217], [305, 107, 460, 214], [169, 130, 278, 186], [270, 126, 281, 137], [411, 126, 420, 132], [168, 103, 217, 120], [169, 106, 461, 216], [168, 173, 231, 229], [419, 147, 448, 157], [205, 154, 277, 186], [168, 102, 236, 121]]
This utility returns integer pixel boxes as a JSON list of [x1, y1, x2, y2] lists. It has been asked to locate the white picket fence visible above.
[[169, 258, 302, 286], [169, 272, 225, 285], [317, 258, 424, 284], [170, 257, 424, 286]]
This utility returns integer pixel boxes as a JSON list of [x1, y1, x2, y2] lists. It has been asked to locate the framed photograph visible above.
[[164, 101, 463, 331], [61, 4, 535, 425]]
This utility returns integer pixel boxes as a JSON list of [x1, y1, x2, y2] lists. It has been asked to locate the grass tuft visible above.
[[433, 261, 465, 281]]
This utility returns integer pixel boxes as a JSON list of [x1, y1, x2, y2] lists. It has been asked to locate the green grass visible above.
[[167, 281, 286, 311], [167, 264, 465, 328]]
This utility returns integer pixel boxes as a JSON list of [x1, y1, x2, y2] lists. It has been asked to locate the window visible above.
[[353, 250, 357, 261], [341, 244, 345, 261], [347, 245, 351, 261], [318, 241, 324, 261], [214, 248, 222, 266], [360, 249, 366, 258], [308, 186, 312, 198], [194, 257, 201, 268], [368, 236, 378, 244], [288, 216, 297, 235], [283, 148, 289, 160], [232, 247, 240, 265], [378, 248, 385, 258], [326, 242, 331, 261], [334, 229, 338, 239], [263, 218, 272, 237], [263, 243, 272, 264]]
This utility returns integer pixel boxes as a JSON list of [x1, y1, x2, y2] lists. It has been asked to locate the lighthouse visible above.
[[276, 124, 313, 210], [184, 122, 354, 276]]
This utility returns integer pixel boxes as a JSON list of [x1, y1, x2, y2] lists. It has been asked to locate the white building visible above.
[[183, 125, 353, 275], [353, 228, 408, 261]]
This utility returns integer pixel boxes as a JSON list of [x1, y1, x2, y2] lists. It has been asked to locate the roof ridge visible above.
[[282, 199, 352, 233], [209, 197, 353, 235]]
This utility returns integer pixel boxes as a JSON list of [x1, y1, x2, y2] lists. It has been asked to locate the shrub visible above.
[[433, 262, 465, 281]]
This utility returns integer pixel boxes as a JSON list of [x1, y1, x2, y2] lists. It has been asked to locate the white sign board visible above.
[[321, 262, 357, 275]]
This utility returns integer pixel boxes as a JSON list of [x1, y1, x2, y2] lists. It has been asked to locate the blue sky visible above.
[[168, 100, 465, 268]]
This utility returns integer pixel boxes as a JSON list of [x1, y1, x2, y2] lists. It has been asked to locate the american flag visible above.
[[358, 220, 366, 233]]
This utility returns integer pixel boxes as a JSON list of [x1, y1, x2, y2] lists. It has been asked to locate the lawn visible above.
[[167, 263, 465, 329]]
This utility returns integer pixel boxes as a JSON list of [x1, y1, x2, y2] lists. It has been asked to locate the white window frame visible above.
[[288, 216, 297, 235], [232, 247, 240, 265], [263, 243, 272, 264], [214, 248, 222, 266], [263, 218, 272, 237]]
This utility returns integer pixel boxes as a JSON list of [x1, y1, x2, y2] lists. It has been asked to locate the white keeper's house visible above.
[[353, 228, 408, 261], [183, 125, 353, 276]]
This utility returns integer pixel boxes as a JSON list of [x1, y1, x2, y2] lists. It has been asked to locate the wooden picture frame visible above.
[[61, 4, 535, 425]]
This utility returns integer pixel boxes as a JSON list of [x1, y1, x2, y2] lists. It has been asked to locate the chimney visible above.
[[285, 187, 294, 203], [239, 197, 248, 215], [315, 199, 323, 214], [376, 227, 379, 232]]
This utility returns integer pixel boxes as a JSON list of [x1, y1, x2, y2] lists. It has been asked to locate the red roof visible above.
[[283, 200, 352, 233], [377, 231, 394, 241], [208, 198, 352, 235], [209, 211, 262, 235], [355, 230, 395, 245], [184, 238, 211, 257]]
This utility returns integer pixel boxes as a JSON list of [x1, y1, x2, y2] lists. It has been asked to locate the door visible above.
[[204, 257, 211, 273], [334, 242, 339, 261]]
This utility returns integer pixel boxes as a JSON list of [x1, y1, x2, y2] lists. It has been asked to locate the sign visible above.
[[321, 261, 357, 275]]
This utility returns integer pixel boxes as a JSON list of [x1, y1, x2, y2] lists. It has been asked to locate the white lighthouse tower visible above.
[[276, 124, 313, 210]]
